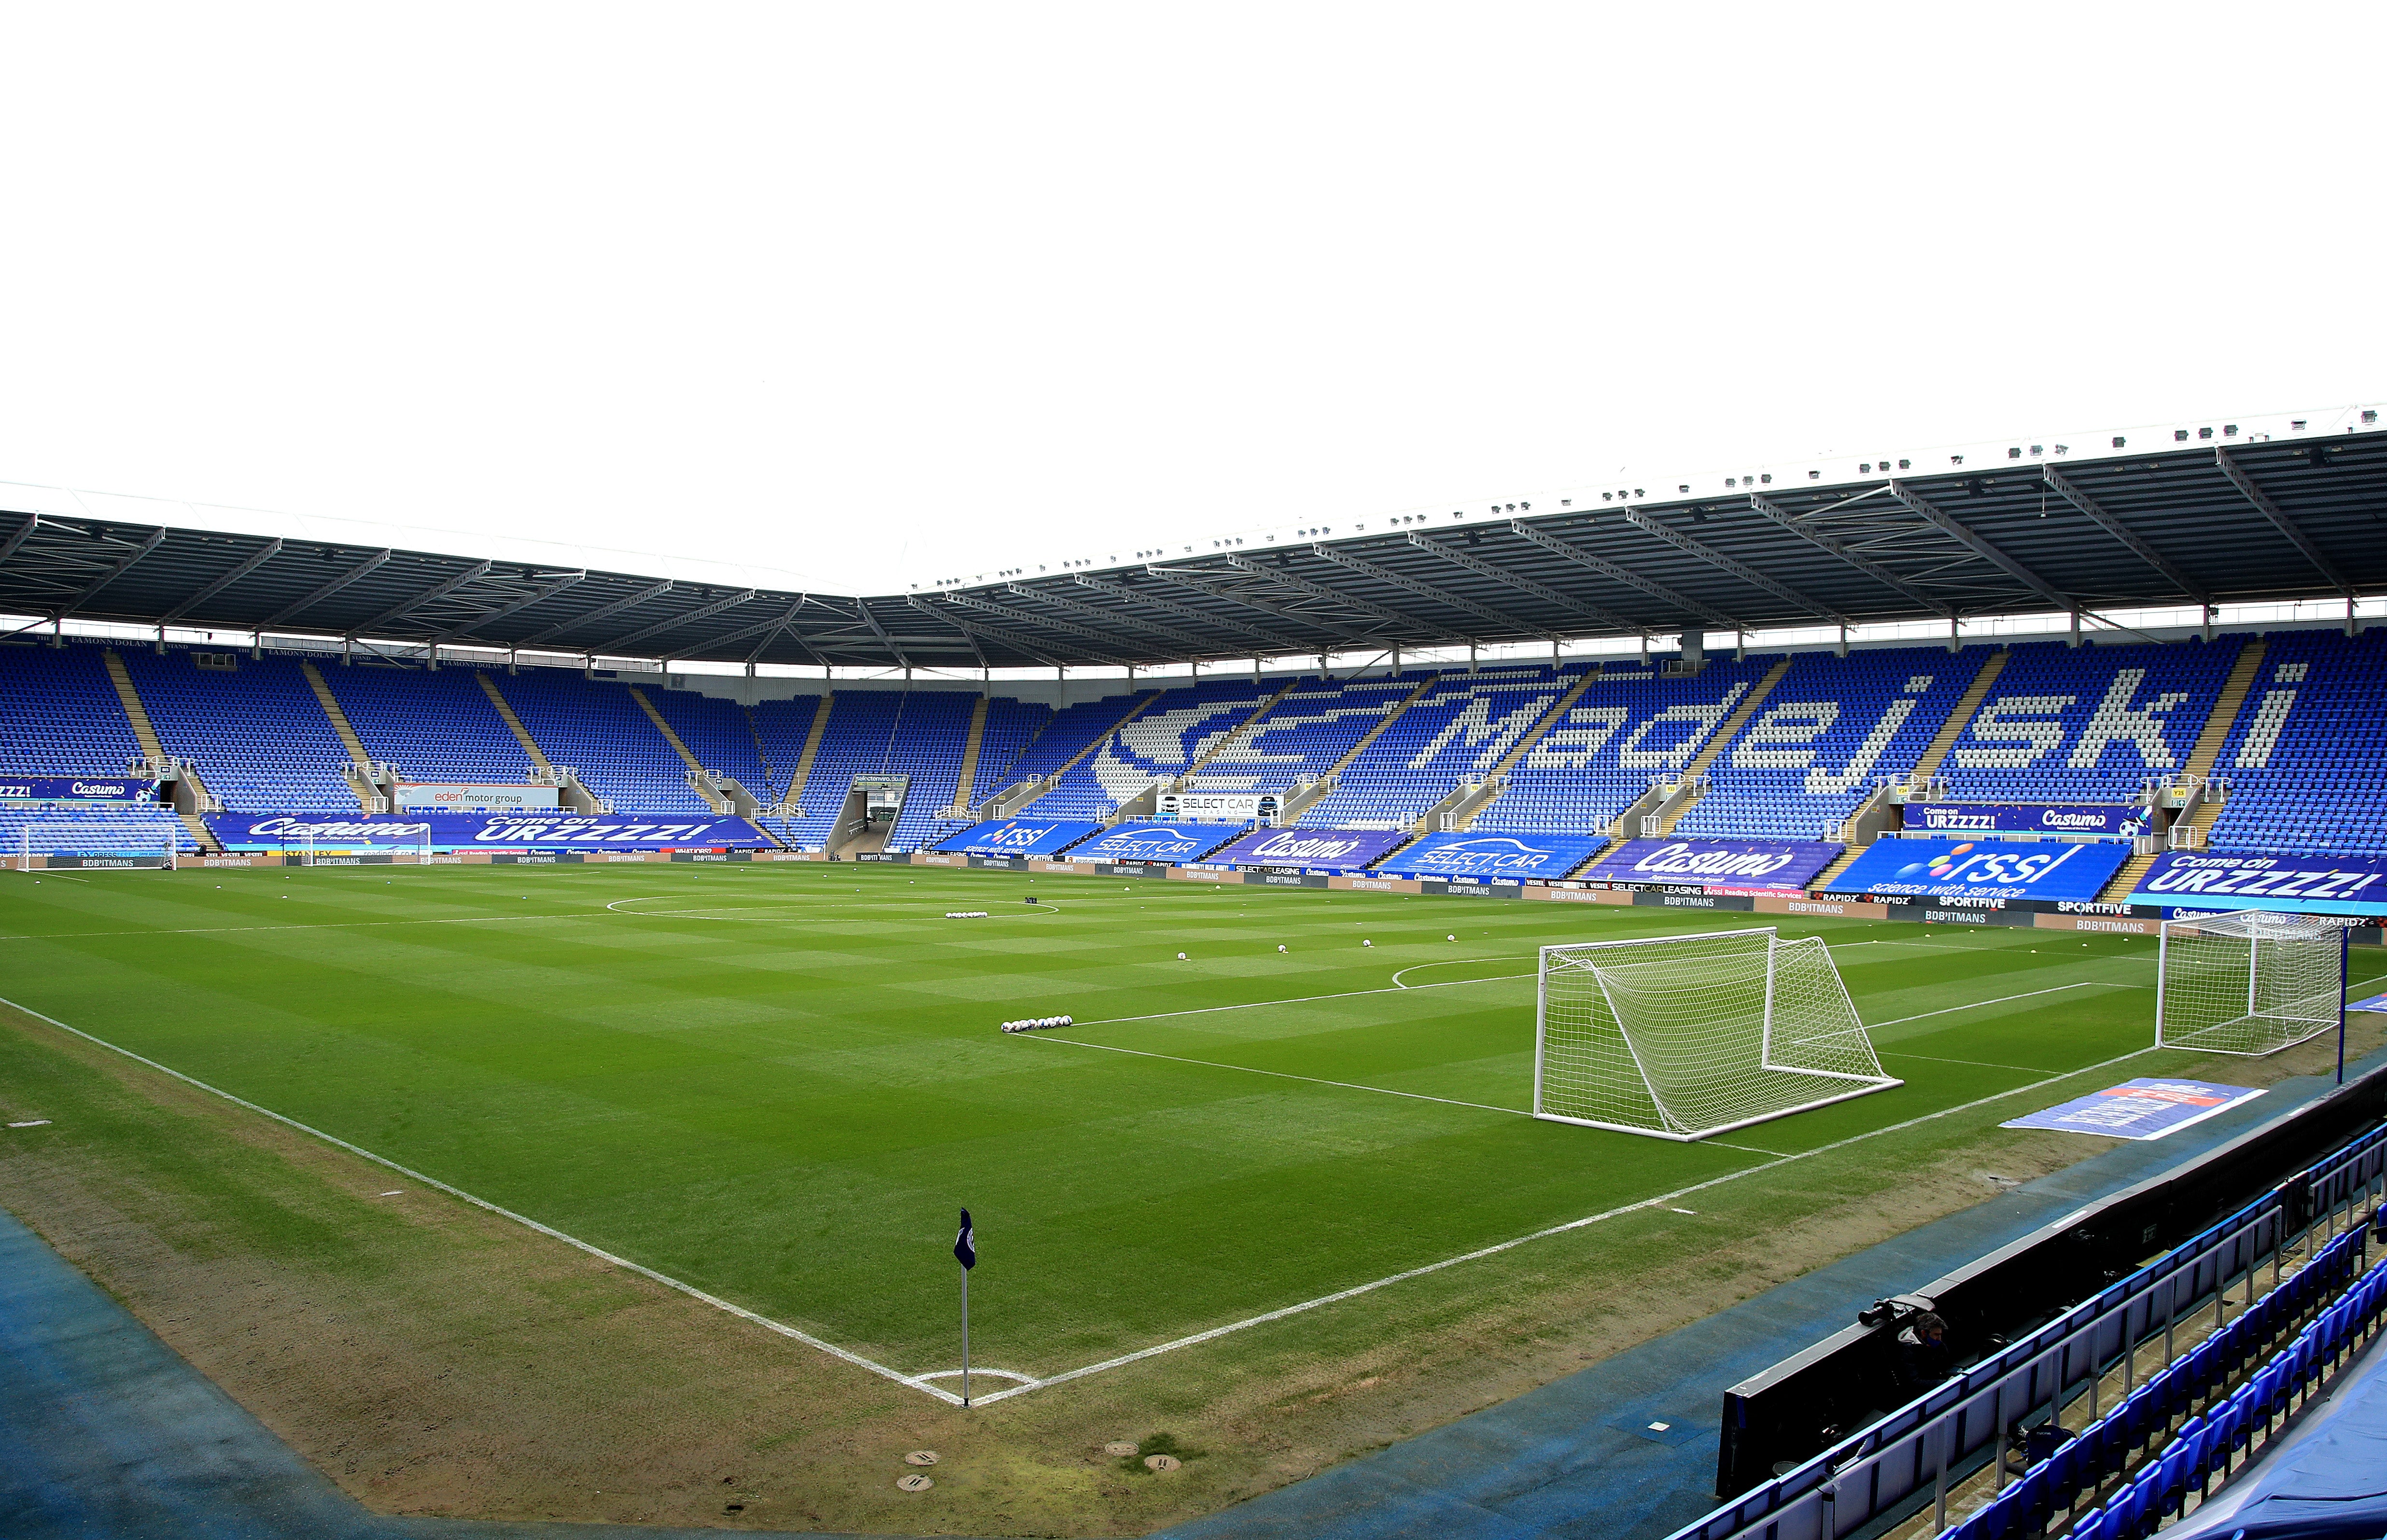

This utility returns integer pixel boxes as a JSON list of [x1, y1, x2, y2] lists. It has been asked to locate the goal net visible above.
[[16, 815, 182, 870], [2156, 909, 2345, 1056], [1534, 927, 1900, 1140]]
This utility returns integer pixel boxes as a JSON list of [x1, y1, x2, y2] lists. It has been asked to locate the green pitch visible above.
[[0, 861, 2172, 1391]]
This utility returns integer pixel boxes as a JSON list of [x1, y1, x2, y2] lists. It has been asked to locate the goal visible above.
[[2155, 909, 2347, 1056], [16, 817, 180, 870], [1533, 927, 1901, 1140]]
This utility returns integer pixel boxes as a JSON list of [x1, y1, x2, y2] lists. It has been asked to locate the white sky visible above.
[[1, 4, 2379, 598]]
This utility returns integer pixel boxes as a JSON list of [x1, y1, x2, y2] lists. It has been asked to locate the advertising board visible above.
[[206, 812, 767, 852], [1207, 826, 1413, 873], [1580, 837, 1844, 895], [1375, 832, 1607, 880], [1829, 837, 2132, 901]]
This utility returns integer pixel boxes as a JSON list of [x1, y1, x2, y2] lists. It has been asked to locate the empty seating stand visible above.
[[1937, 638, 2241, 805], [1303, 666, 1582, 828], [2206, 629, 2387, 857], [1477, 658, 1776, 836], [1674, 647, 1975, 840], [117, 648, 353, 811]]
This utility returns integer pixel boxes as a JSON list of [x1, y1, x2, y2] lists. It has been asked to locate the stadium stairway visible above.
[[947, 694, 990, 813], [1173, 677, 1300, 785], [2181, 633, 2267, 782], [1449, 670, 1600, 829], [100, 649, 166, 766], [100, 649, 221, 850], [475, 672, 554, 773], [744, 706, 776, 799], [1640, 657, 1796, 837], [1278, 672, 1442, 821], [1797, 648, 2012, 893], [1908, 645, 2008, 779], [2092, 635, 2270, 904], [778, 692, 834, 809], [623, 685, 751, 815], [297, 660, 380, 812], [1011, 689, 1164, 815]]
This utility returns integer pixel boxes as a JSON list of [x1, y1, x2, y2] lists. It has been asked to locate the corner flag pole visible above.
[[954, 1208, 976, 1407]]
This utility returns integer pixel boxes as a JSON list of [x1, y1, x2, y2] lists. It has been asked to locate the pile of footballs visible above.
[[945, 910, 991, 918], [1000, 1015, 1074, 1034]]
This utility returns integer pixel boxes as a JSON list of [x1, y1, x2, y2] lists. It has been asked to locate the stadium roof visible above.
[[4, 421, 2384, 672]]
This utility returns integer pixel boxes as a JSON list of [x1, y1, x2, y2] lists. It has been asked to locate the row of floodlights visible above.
[[921, 411, 2379, 589]]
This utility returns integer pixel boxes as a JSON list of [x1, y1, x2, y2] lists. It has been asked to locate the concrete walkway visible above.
[[6, 1051, 2377, 1540]]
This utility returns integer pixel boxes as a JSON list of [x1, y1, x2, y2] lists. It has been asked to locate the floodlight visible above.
[[2198, 427, 2214, 439], [2112, 436, 2127, 448]]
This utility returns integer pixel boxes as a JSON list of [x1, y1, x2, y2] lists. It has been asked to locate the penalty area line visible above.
[[0, 992, 976, 1408], [1015, 1032, 1529, 1117]]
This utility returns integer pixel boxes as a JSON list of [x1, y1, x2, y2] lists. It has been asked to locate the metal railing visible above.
[[1673, 1112, 2387, 1540]]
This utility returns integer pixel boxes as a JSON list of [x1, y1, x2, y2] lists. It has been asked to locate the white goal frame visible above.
[[17, 819, 179, 870], [2154, 909, 2348, 1057], [1532, 926, 1902, 1141]]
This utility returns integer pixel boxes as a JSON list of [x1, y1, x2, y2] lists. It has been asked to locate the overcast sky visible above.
[[1, 5, 2378, 597]]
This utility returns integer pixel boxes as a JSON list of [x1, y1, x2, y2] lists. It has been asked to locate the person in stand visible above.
[[1895, 1311, 1951, 1392]]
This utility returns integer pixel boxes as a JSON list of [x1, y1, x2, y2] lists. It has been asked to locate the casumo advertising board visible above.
[[1580, 837, 1845, 895], [1156, 791, 1279, 823], [1375, 832, 1607, 881], [205, 813, 769, 852], [2132, 851, 2387, 915], [394, 783, 562, 811], [0, 775, 156, 802], [1829, 837, 2132, 901], [933, 818, 1102, 858], [1907, 803, 2148, 838], [1068, 822, 1246, 865], [1208, 826, 1412, 873]]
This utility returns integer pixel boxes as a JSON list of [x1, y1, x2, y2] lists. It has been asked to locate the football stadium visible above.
[[10, 408, 2387, 1540], [8, 16, 2387, 1540]]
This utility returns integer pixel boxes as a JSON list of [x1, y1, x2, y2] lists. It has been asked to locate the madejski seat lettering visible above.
[[1954, 668, 2190, 771], [1091, 695, 1273, 803], [1725, 674, 1936, 794]]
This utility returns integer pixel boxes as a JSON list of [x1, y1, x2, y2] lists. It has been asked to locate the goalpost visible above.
[[1533, 927, 1901, 1141], [2156, 909, 2347, 1057], [17, 817, 180, 870]]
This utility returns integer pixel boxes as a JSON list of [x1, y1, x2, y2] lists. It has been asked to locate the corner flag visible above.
[[955, 1208, 976, 1270]]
